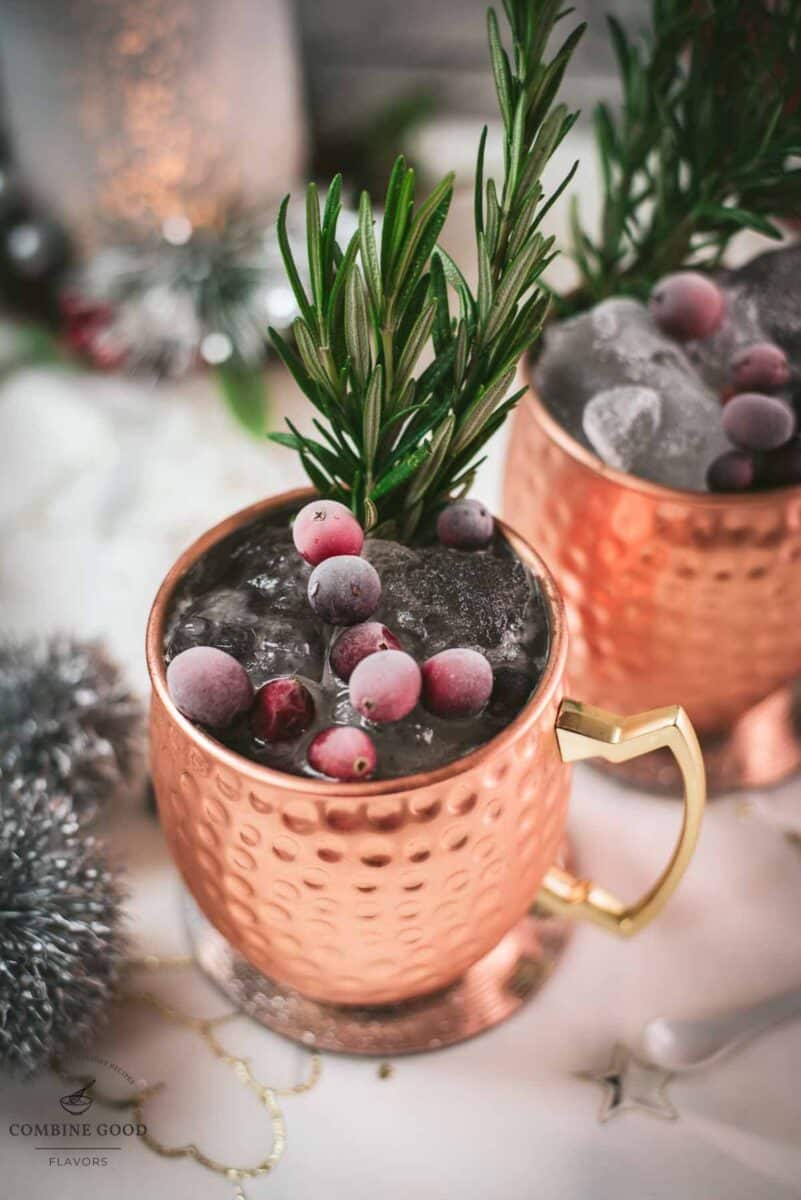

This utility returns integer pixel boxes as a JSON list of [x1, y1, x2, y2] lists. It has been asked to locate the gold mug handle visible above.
[[538, 699, 706, 937]]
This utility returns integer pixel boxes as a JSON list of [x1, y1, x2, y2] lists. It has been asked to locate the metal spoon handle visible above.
[[642, 985, 801, 1071]]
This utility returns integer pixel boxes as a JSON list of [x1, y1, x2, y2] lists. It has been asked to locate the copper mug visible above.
[[504, 379, 801, 793], [147, 489, 705, 1052]]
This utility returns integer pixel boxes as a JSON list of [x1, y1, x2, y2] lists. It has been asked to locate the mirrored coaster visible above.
[[185, 889, 573, 1056]]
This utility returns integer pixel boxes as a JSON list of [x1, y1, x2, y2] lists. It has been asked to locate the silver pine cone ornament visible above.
[[0, 636, 143, 825], [0, 784, 126, 1076]]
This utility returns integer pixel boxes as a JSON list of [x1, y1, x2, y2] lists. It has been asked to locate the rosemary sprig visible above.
[[561, 0, 801, 316], [269, 1, 584, 539]]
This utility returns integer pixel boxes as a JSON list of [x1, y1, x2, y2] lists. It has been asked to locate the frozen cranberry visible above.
[[758, 438, 801, 489], [330, 622, 402, 681], [308, 726, 377, 780], [706, 450, 756, 493], [722, 392, 795, 451], [251, 677, 314, 741], [292, 499, 364, 565], [730, 342, 790, 393], [349, 650, 421, 723], [421, 648, 493, 718], [167, 646, 253, 729], [649, 272, 724, 341], [436, 498, 495, 550], [307, 555, 381, 625]]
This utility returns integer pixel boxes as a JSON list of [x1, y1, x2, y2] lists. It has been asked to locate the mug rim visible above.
[[523, 353, 801, 508], [145, 487, 569, 799]]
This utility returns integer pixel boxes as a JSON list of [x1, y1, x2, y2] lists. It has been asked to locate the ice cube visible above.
[[248, 615, 326, 686], [165, 585, 326, 683], [582, 386, 662, 472], [367, 540, 537, 658], [536, 298, 729, 490], [230, 529, 312, 616], [165, 588, 257, 662]]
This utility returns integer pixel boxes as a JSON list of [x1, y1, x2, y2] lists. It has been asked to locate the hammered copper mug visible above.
[[147, 489, 705, 1053], [504, 378, 801, 793]]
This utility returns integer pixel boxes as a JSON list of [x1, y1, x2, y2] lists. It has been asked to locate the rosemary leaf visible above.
[[268, 1, 584, 533], [345, 265, 372, 389]]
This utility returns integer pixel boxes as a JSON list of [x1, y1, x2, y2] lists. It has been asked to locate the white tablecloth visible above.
[[1, 365, 799, 1200]]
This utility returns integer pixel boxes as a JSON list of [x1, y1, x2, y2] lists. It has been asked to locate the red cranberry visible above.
[[436, 499, 494, 550], [706, 450, 756, 493], [421, 648, 493, 718], [307, 555, 381, 625], [251, 677, 315, 741], [730, 342, 790, 393], [330, 622, 402, 681], [649, 272, 724, 341], [166, 646, 253, 729], [308, 726, 377, 780], [722, 392, 795, 451], [292, 500, 364, 565], [349, 650, 421, 723]]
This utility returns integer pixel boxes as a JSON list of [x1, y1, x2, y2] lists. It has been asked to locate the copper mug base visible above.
[[504, 377, 801, 797], [185, 885, 574, 1055], [147, 489, 705, 1045]]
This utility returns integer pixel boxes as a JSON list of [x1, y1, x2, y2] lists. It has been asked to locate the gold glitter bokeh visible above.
[[72, 0, 239, 234]]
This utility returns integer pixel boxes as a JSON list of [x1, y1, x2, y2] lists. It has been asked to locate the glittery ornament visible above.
[[0, 636, 143, 826], [0, 783, 125, 1076], [65, 199, 361, 380]]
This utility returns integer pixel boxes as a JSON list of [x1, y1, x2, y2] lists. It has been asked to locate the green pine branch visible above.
[[269, 1, 584, 539], [559, 0, 801, 317]]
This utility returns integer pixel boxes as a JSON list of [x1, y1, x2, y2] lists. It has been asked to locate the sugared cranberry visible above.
[[649, 272, 724, 341], [330, 622, 402, 681], [251, 677, 315, 741], [307, 555, 381, 625], [722, 392, 795, 451], [730, 342, 790, 393], [421, 648, 493, 718], [349, 650, 421, 723], [706, 450, 756, 493], [308, 726, 377, 780], [167, 646, 253, 729], [436, 499, 494, 550], [758, 437, 801, 489], [292, 500, 364, 565]]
